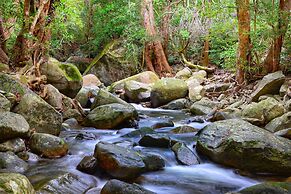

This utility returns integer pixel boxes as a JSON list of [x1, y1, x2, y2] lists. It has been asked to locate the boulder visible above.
[[265, 112, 291, 133], [0, 138, 26, 153], [94, 142, 146, 179], [187, 70, 207, 84], [141, 153, 165, 171], [172, 142, 199, 165], [0, 112, 30, 142], [205, 83, 231, 92], [0, 173, 35, 194], [139, 134, 178, 148], [151, 78, 188, 107], [242, 97, 285, 125], [29, 133, 68, 158], [274, 129, 291, 140], [187, 77, 205, 102], [190, 98, 218, 116], [83, 74, 102, 87], [41, 58, 83, 98], [197, 119, 291, 175], [124, 80, 151, 102], [83, 103, 137, 129], [122, 127, 155, 138], [101, 179, 156, 194], [0, 73, 30, 97], [38, 172, 97, 194], [77, 156, 98, 175], [91, 89, 128, 110], [161, 98, 191, 110], [63, 109, 84, 122], [236, 182, 291, 194], [14, 93, 62, 136], [0, 152, 28, 173], [75, 86, 99, 108], [43, 84, 63, 109], [0, 93, 11, 111], [251, 71, 285, 102], [175, 67, 192, 80], [170, 125, 199, 134], [109, 71, 159, 92]]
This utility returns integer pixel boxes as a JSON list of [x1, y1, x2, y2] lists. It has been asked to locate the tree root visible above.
[[181, 53, 215, 73]]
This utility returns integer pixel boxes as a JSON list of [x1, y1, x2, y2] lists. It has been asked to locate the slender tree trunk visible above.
[[201, 38, 210, 66], [236, 0, 251, 84], [262, 0, 290, 73], [142, 0, 172, 76], [0, 17, 9, 64]]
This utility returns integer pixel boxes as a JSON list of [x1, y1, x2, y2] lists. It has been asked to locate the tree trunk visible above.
[[236, 0, 251, 84], [142, 0, 172, 77], [262, 0, 290, 73], [0, 17, 8, 64], [201, 38, 210, 66]]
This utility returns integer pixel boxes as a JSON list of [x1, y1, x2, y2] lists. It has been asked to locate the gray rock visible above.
[[29, 133, 68, 158], [94, 142, 146, 179], [75, 86, 99, 108], [0, 112, 30, 142], [265, 112, 291, 132], [43, 84, 63, 109], [175, 67, 192, 80], [83, 103, 137, 129], [14, 93, 62, 136], [274, 129, 291, 140], [0, 138, 26, 153], [205, 83, 231, 92], [142, 153, 165, 171], [124, 80, 151, 103], [38, 172, 97, 194], [161, 98, 191, 110], [197, 119, 291, 175], [236, 182, 291, 194], [251, 71, 285, 102], [0, 152, 28, 173], [0, 73, 30, 97], [122, 127, 155, 138], [101, 179, 156, 194], [151, 78, 188, 108], [172, 142, 199, 165], [0, 173, 35, 194], [91, 89, 128, 110], [139, 134, 178, 148], [0, 93, 11, 112], [170, 125, 199, 134]]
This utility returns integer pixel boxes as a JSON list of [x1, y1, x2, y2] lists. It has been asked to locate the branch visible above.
[[181, 53, 215, 73]]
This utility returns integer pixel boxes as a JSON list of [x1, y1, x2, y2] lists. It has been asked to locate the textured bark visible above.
[[263, 0, 290, 73], [142, 0, 172, 76], [201, 39, 210, 66], [236, 0, 251, 84]]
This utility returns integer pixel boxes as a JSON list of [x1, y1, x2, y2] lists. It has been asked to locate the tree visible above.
[[142, 0, 172, 77], [262, 0, 290, 73], [236, 0, 251, 84]]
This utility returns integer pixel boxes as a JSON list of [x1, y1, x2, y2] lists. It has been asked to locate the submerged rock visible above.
[[41, 58, 83, 98], [139, 134, 178, 148], [101, 179, 156, 194], [197, 119, 291, 175], [29, 133, 68, 158], [94, 142, 146, 179], [38, 172, 96, 194], [172, 142, 199, 165], [0, 112, 30, 142], [0, 173, 35, 194], [251, 71, 285, 102], [151, 78, 188, 108], [83, 103, 137, 129], [77, 156, 98, 175], [0, 152, 28, 173], [14, 93, 62, 136]]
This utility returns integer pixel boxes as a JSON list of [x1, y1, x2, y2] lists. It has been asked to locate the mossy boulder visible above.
[[41, 58, 83, 98], [265, 112, 291, 133], [197, 119, 291, 175], [242, 97, 285, 125], [29, 133, 68, 158], [175, 67, 192, 80], [0, 173, 35, 194], [91, 89, 128, 110], [151, 78, 188, 108], [237, 182, 291, 194], [0, 73, 30, 97], [14, 93, 62, 136], [0, 112, 30, 142], [83, 103, 137, 129], [251, 71, 285, 102], [0, 93, 11, 112], [109, 71, 159, 92]]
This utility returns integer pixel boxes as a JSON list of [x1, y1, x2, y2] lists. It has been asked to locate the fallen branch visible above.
[[181, 53, 215, 73]]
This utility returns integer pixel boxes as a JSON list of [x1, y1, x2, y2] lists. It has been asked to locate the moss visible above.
[[59, 63, 82, 81]]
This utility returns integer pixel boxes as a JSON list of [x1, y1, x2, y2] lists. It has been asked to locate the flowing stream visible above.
[[25, 105, 259, 194]]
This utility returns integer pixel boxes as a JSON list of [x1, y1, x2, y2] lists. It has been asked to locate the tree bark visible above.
[[236, 0, 251, 84], [201, 38, 210, 66], [262, 0, 290, 73], [142, 0, 172, 77]]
